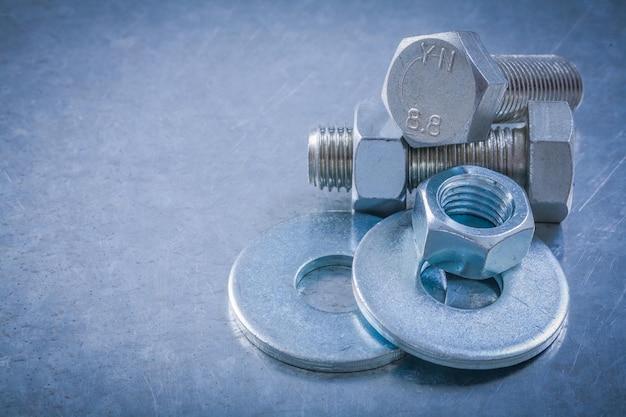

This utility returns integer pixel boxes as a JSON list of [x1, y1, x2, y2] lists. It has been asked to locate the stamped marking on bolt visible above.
[[405, 109, 442, 137], [415, 42, 457, 71], [393, 38, 472, 145], [383, 32, 512, 148]]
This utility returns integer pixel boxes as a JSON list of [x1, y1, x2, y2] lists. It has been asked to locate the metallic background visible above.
[[1, 0, 624, 415]]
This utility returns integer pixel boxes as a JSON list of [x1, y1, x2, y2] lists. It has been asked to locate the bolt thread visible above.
[[308, 126, 353, 191], [493, 55, 583, 122], [407, 126, 528, 191]]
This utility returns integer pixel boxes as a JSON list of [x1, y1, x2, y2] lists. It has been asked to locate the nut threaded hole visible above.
[[438, 175, 514, 228]]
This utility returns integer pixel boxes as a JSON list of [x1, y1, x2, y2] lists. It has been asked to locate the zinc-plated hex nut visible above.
[[383, 31, 507, 148], [352, 98, 406, 217], [527, 101, 575, 223], [412, 165, 535, 279]]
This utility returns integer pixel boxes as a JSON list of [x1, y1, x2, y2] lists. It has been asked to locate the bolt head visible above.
[[351, 98, 406, 217], [382, 32, 506, 148], [527, 101, 575, 223]]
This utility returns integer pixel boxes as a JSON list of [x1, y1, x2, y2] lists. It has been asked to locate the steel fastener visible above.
[[412, 166, 534, 279], [382, 31, 582, 148], [352, 210, 569, 370], [309, 98, 406, 217], [228, 212, 403, 372], [308, 100, 574, 222]]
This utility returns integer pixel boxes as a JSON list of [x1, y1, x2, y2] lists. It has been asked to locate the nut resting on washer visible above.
[[352, 211, 570, 370], [412, 165, 535, 279]]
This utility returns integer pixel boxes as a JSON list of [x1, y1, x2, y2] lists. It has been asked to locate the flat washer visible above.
[[229, 212, 403, 372], [352, 211, 569, 370]]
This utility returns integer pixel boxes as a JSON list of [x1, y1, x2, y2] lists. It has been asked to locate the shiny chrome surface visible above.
[[228, 212, 402, 372], [1, 1, 622, 415], [412, 165, 534, 279], [353, 211, 569, 369], [309, 101, 575, 222], [382, 31, 582, 148]]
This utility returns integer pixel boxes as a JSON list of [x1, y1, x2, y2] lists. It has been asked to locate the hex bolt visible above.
[[309, 100, 574, 223], [308, 121, 525, 192], [309, 124, 520, 191], [382, 32, 582, 148]]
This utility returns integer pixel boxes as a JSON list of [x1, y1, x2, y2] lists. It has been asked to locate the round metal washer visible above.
[[352, 211, 569, 370], [228, 212, 403, 372]]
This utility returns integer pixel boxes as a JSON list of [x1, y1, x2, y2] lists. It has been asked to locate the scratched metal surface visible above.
[[1, 1, 624, 415]]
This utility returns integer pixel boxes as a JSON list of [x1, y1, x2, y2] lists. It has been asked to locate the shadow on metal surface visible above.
[[535, 223, 565, 262]]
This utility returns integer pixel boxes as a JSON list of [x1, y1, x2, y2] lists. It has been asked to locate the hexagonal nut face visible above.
[[351, 98, 406, 218], [382, 32, 507, 148], [527, 101, 575, 223], [412, 166, 535, 279]]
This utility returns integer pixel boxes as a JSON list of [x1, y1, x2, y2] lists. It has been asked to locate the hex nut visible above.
[[382, 31, 506, 148], [412, 165, 535, 279], [352, 98, 406, 217], [527, 101, 575, 223]]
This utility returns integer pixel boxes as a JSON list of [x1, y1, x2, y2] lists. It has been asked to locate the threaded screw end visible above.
[[308, 126, 353, 191], [407, 126, 528, 191], [493, 55, 583, 122]]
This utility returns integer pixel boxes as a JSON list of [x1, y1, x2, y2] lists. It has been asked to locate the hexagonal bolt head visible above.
[[412, 165, 535, 279], [527, 101, 575, 223], [383, 32, 506, 148], [352, 98, 406, 217]]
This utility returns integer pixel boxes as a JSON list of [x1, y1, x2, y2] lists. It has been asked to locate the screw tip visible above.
[[307, 126, 353, 192]]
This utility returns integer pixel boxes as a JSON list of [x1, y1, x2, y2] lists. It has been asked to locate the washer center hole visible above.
[[296, 255, 357, 313], [420, 263, 502, 309]]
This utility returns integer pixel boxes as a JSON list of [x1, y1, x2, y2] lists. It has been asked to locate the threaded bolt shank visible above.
[[406, 126, 528, 190], [308, 125, 530, 192], [308, 126, 353, 191], [493, 55, 583, 122]]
